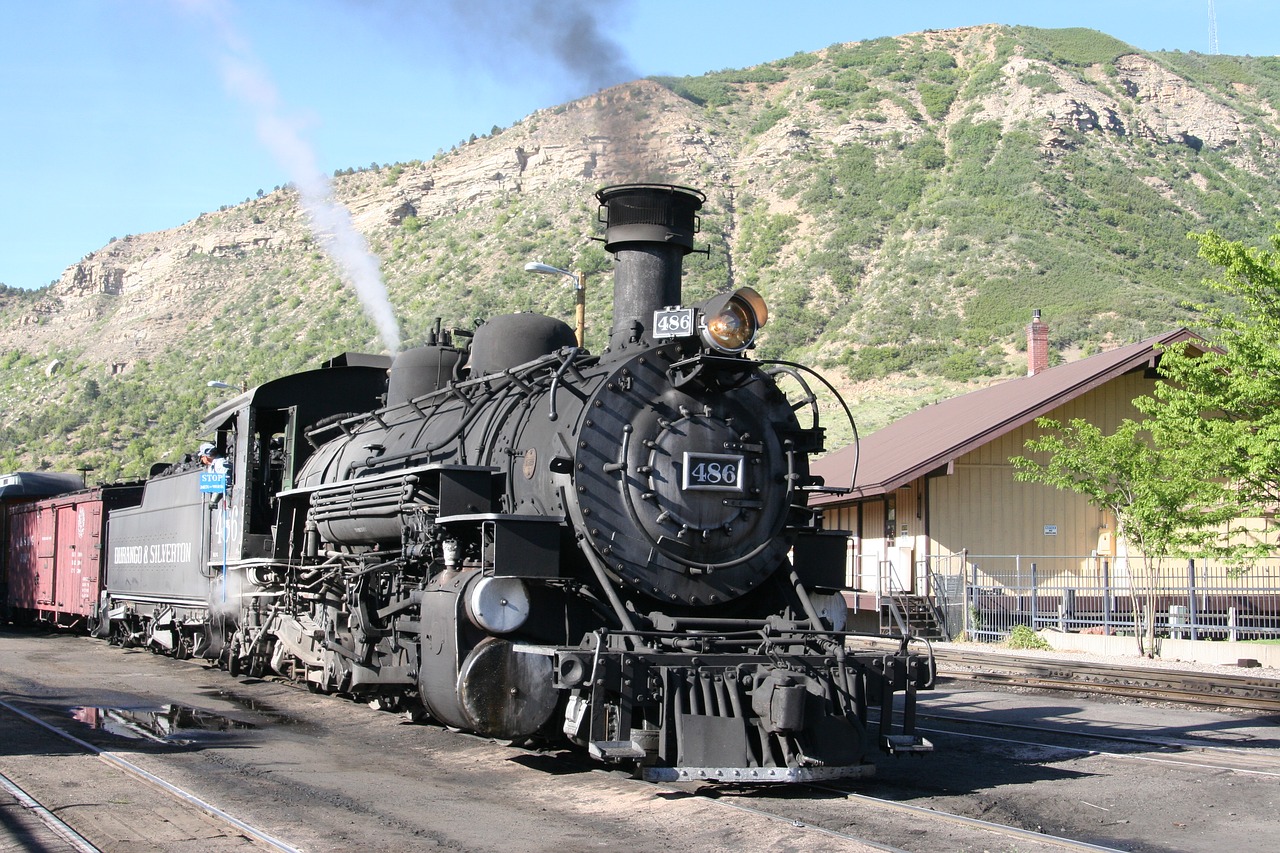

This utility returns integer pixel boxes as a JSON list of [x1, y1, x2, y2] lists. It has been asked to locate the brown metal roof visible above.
[[810, 329, 1204, 503]]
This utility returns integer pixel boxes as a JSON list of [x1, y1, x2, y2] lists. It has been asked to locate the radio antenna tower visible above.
[[1208, 0, 1220, 54]]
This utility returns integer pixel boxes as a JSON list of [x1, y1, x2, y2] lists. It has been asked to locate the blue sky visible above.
[[1, 0, 1274, 290]]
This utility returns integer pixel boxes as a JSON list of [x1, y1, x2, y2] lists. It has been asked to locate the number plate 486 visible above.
[[653, 307, 696, 338], [681, 452, 745, 492]]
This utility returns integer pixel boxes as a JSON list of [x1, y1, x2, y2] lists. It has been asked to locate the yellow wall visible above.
[[932, 371, 1153, 579], [831, 370, 1155, 587]]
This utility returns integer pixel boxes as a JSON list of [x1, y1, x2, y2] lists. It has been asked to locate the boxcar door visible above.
[[35, 505, 57, 606], [6, 507, 40, 610], [57, 501, 100, 618]]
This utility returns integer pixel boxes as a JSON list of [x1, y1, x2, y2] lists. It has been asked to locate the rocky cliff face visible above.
[[4, 25, 1280, 476], [9, 27, 1275, 372], [1, 78, 729, 370]]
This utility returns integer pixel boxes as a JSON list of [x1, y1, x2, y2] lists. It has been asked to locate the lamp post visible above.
[[524, 262, 586, 347]]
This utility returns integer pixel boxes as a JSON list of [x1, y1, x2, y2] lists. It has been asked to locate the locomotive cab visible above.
[[202, 354, 391, 561], [99, 356, 390, 661]]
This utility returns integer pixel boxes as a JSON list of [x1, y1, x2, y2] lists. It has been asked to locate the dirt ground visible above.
[[1, 628, 1276, 852], [866, 677, 1280, 852], [0, 629, 886, 852]]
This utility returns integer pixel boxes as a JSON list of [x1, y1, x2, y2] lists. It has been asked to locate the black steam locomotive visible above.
[[88, 184, 933, 782]]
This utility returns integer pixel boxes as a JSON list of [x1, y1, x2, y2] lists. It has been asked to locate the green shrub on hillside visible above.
[[749, 103, 790, 135], [918, 82, 957, 119], [1011, 26, 1136, 68], [650, 64, 789, 108]]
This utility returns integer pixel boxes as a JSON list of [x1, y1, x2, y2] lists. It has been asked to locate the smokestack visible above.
[[595, 184, 705, 351], [1027, 309, 1049, 376]]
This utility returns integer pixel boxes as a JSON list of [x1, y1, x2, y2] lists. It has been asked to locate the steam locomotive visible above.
[[4, 185, 933, 782]]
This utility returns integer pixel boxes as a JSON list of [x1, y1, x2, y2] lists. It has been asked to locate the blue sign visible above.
[[199, 472, 227, 494]]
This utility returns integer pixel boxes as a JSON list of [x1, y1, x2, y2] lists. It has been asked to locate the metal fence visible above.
[[928, 553, 1280, 643]]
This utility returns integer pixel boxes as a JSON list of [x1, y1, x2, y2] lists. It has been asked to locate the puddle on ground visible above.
[[195, 689, 305, 726], [70, 705, 256, 744]]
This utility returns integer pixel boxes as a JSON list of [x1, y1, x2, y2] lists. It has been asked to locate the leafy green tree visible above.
[[1012, 418, 1236, 656], [1013, 228, 1280, 657], [1138, 228, 1280, 513]]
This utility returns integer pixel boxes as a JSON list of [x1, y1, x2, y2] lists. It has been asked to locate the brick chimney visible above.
[[1027, 309, 1049, 376]]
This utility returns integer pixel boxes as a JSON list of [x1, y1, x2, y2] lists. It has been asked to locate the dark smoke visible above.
[[436, 0, 659, 181], [441, 0, 637, 92], [350, 0, 651, 178]]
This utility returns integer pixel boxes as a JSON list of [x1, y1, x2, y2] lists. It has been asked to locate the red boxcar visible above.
[[1, 472, 87, 620], [5, 484, 143, 627]]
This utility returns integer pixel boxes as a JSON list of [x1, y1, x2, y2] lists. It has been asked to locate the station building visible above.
[[811, 318, 1232, 637]]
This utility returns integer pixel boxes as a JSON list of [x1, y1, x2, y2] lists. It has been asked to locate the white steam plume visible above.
[[178, 0, 401, 353]]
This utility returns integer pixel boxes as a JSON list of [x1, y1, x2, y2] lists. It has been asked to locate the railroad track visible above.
[[0, 768, 99, 853], [930, 647, 1280, 712], [913, 712, 1280, 777], [0, 697, 300, 853]]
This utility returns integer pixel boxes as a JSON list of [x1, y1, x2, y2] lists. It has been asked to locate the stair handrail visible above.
[[885, 592, 911, 637], [923, 557, 958, 639]]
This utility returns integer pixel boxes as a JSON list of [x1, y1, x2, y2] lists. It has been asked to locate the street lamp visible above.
[[524, 262, 586, 347]]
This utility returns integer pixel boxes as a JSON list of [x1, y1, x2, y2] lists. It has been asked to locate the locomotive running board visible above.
[[641, 764, 876, 784]]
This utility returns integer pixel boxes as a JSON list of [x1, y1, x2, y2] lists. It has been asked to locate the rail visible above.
[[932, 647, 1280, 712]]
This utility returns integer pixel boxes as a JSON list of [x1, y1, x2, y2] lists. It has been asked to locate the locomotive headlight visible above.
[[465, 576, 531, 634], [698, 287, 768, 354], [810, 591, 849, 632]]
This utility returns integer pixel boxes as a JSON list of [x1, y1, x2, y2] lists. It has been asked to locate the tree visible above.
[[1017, 228, 1280, 656], [1138, 228, 1280, 514], [1012, 418, 1236, 656]]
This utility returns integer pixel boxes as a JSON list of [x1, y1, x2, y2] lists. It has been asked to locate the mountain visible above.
[[3, 25, 1280, 480]]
